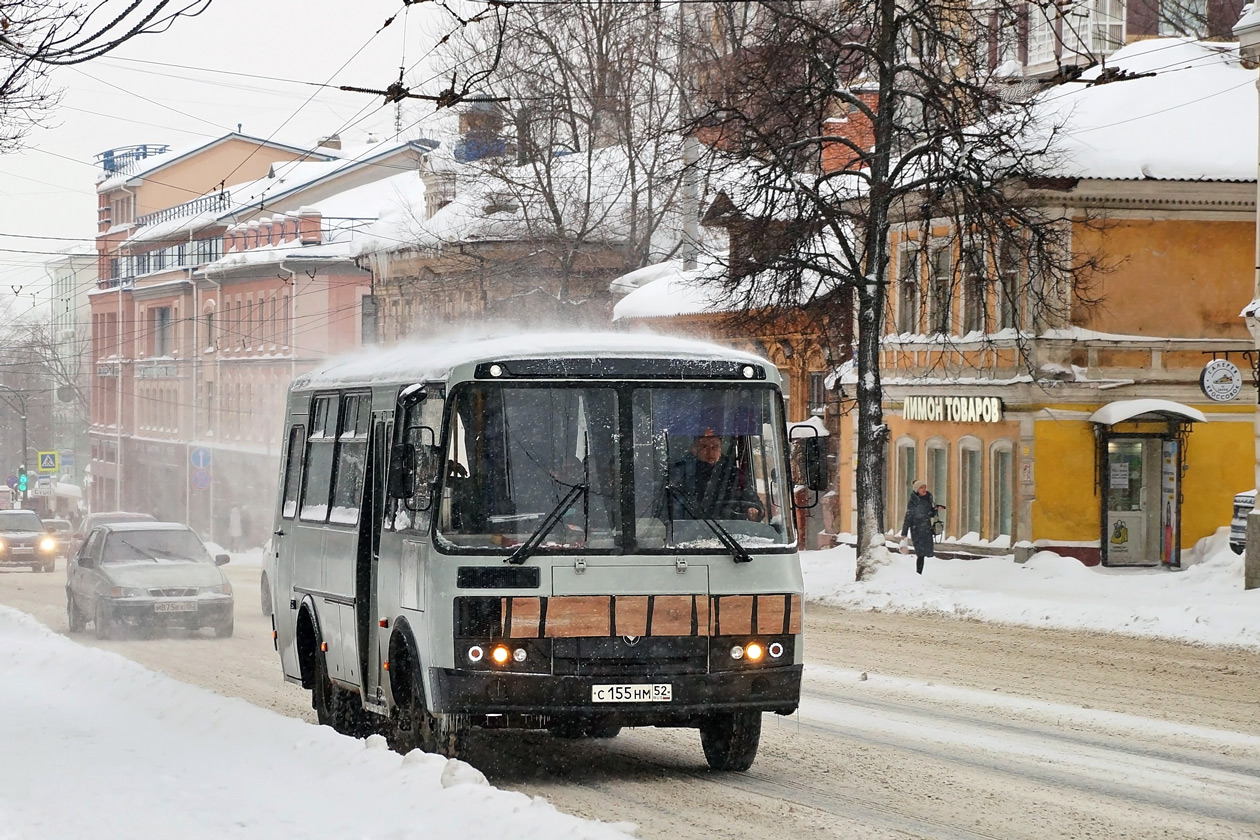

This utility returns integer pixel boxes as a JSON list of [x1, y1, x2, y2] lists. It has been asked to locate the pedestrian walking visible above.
[[900, 479, 941, 575]]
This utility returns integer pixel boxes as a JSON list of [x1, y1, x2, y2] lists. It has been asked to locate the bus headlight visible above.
[[491, 645, 510, 665], [745, 642, 764, 662], [467, 645, 484, 664], [512, 647, 527, 663], [768, 642, 784, 659], [730, 645, 744, 660]]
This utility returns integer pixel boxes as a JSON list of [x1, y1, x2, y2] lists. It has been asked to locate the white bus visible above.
[[269, 333, 820, 771]]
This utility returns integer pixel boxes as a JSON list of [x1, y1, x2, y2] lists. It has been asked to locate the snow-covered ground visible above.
[[0, 606, 634, 840], [803, 526, 1260, 650]]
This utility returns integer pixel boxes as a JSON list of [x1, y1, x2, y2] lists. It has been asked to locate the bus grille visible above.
[[552, 636, 707, 677]]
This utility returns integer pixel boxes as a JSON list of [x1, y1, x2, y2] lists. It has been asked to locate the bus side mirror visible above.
[[794, 435, 828, 492]]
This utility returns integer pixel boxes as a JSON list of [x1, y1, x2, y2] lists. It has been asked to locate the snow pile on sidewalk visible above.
[[802, 527, 1260, 649], [0, 607, 635, 840]]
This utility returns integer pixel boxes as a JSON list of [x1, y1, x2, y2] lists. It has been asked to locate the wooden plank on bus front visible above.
[[788, 593, 803, 634], [649, 595, 693, 636], [544, 596, 611, 637], [613, 595, 649, 637], [756, 594, 788, 635], [715, 595, 754, 635], [507, 597, 541, 638]]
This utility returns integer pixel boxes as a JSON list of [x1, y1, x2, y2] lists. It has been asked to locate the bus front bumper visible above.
[[430, 664, 802, 721]]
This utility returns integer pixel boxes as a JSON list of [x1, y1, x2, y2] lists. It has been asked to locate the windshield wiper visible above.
[[117, 540, 159, 561], [506, 483, 587, 566], [666, 485, 752, 564]]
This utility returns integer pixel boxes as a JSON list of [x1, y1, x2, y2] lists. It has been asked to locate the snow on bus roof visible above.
[[291, 331, 773, 389]]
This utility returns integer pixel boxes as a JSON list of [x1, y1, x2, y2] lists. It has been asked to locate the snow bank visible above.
[[801, 526, 1260, 649], [0, 607, 634, 839]]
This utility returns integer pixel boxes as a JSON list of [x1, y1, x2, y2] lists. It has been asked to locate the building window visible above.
[[926, 439, 949, 533], [808, 372, 826, 415], [960, 440, 982, 537], [896, 243, 921, 334], [153, 307, 171, 356], [895, 438, 918, 529], [929, 245, 953, 334], [1091, 0, 1124, 52], [991, 443, 1014, 540], [997, 240, 1022, 331], [1028, 3, 1056, 65], [962, 247, 986, 335]]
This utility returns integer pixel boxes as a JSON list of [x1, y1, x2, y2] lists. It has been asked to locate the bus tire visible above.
[[311, 650, 373, 737], [389, 662, 467, 758], [699, 710, 761, 771]]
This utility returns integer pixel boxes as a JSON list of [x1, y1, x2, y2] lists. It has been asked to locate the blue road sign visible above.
[[191, 468, 211, 490], [190, 447, 212, 469], [5, 476, 15, 490]]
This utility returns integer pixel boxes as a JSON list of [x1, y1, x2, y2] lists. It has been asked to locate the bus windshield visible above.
[[435, 382, 793, 554]]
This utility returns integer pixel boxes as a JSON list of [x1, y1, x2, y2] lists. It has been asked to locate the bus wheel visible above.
[[390, 665, 467, 758], [311, 650, 373, 737], [699, 710, 761, 771]]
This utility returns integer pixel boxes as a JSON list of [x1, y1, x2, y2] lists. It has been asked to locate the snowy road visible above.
[[3, 562, 1258, 839]]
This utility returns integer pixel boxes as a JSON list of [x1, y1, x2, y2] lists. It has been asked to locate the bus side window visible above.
[[280, 425, 305, 519], [299, 395, 337, 522]]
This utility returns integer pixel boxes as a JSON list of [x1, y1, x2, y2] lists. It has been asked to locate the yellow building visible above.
[[867, 40, 1256, 566]]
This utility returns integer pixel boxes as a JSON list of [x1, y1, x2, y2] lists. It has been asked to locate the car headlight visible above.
[[39, 537, 56, 552], [110, 587, 148, 598], [201, 583, 232, 596]]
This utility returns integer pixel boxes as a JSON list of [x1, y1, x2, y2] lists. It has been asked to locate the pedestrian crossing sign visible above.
[[37, 451, 58, 473]]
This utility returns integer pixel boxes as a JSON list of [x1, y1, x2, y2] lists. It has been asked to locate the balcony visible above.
[[135, 192, 231, 229], [95, 144, 171, 175]]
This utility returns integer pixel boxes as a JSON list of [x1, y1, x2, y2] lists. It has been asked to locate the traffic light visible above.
[[17, 466, 27, 495]]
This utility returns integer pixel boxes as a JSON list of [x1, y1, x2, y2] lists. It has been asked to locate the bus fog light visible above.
[[768, 642, 784, 659], [467, 645, 484, 664], [491, 645, 510, 665], [512, 648, 527, 663], [745, 642, 764, 661], [729, 645, 744, 660]]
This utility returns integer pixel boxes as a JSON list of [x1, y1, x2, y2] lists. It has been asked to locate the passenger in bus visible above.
[[670, 429, 764, 521]]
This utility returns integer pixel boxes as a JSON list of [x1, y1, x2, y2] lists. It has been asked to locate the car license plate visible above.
[[592, 683, 672, 703], [155, 602, 197, 613]]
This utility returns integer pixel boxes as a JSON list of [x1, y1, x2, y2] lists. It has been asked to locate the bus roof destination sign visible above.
[[904, 395, 1004, 424]]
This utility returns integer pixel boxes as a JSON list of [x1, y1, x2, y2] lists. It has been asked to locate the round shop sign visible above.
[[1199, 359, 1243, 402]]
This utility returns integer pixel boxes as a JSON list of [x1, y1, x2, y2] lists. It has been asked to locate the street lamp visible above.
[[0, 384, 29, 506]]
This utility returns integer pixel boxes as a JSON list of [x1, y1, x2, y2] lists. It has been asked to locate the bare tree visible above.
[[685, 1, 1110, 578], [0, 0, 216, 153], [422, 0, 689, 303]]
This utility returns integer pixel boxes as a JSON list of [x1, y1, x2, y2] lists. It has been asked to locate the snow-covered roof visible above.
[[1088, 399, 1208, 425], [97, 132, 335, 192], [123, 140, 428, 246], [788, 416, 830, 437], [1033, 38, 1257, 182], [612, 261, 731, 320], [292, 331, 774, 389], [359, 146, 665, 256]]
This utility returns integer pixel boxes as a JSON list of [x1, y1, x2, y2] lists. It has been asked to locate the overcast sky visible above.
[[0, 0, 462, 311]]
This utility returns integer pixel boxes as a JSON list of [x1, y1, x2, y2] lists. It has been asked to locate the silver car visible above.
[[0, 509, 59, 573], [66, 522, 234, 639]]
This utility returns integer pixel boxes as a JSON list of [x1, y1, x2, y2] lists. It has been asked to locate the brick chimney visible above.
[[822, 88, 879, 174], [246, 220, 261, 250], [298, 208, 322, 245]]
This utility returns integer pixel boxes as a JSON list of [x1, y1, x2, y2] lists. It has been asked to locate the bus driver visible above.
[[670, 428, 764, 521]]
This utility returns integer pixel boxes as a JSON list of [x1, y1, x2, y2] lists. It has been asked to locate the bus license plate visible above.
[[592, 684, 671, 703], [155, 602, 197, 613]]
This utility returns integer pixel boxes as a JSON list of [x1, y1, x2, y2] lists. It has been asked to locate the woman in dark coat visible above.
[[901, 479, 939, 574]]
